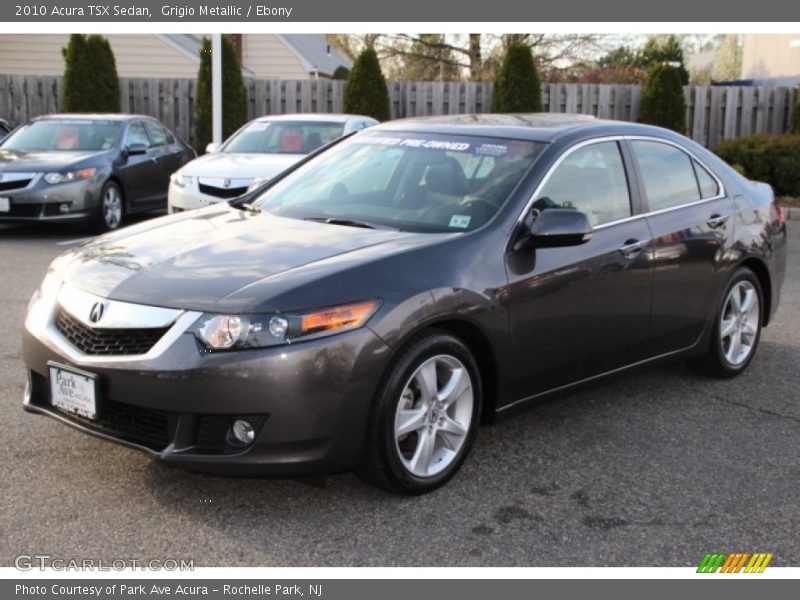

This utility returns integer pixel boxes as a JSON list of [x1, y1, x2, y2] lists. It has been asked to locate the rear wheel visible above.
[[94, 181, 124, 232], [689, 268, 763, 378], [359, 330, 481, 494]]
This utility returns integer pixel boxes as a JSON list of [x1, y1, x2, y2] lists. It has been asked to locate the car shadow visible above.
[[131, 339, 800, 566]]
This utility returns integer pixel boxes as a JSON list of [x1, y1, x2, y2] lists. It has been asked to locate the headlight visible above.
[[171, 171, 195, 188], [43, 168, 96, 185], [193, 299, 381, 351], [246, 177, 270, 193], [27, 271, 62, 313]]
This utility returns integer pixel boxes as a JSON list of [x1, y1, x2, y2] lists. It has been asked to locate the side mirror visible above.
[[513, 208, 593, 251], [125, 142, 148, 156], [205, 143, 221, 154]]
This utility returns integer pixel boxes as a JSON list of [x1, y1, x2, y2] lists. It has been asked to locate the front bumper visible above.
[[22, 289, 391, 476], [0, 175, 101, 223]]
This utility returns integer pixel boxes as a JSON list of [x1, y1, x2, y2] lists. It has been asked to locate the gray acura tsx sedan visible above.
[[22, 114, 787, 494]]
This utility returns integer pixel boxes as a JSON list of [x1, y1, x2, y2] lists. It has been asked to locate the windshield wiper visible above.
[[303, 216, 391, 230], [237, 203, 262, 214]]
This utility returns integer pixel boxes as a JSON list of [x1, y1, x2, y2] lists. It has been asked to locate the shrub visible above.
[[332, 66, 351, 80], [194, 36, 249, 152], [715, 134, 800, 196], [343, 49, 390, 121], [491, 43, 542, 113], [62, 34, 120, 112], [790, 91, 800, 134], [638, 63, 686, 133]]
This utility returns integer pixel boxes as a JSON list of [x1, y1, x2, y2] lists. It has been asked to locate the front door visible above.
[[505, 140, 652, 400]]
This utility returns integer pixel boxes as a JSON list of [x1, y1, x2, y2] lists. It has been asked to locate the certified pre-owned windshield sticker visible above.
[[359, 136, 471, 152], [449, 214, 472, 228]]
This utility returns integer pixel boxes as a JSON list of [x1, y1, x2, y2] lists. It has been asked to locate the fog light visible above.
[[59, 203, 71, 213], [230, 419, 256, 445]]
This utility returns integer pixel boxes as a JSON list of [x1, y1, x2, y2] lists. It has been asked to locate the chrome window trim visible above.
[[515, 135, 727, 229]]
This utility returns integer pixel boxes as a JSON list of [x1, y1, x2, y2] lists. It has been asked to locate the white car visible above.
[[168, 114, 378, 212]]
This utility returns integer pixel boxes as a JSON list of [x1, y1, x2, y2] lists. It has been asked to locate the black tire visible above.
[[93, 180, 125, 233], [359, 329, 482, 495], [688, 267, 764, 378]]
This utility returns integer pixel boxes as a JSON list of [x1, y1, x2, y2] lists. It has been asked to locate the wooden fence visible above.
[[0, 75, 796, 149]]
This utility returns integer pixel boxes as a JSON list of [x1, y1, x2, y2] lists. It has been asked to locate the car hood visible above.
[[0, 148, 104, 171], [181, 152, 303, 179], [50, 205, 431, 312]]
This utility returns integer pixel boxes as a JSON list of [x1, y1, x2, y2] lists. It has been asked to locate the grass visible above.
[[777, 196, 800, 208]]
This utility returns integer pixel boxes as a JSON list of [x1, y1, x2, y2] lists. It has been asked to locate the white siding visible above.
[[241, 35, 309, 79], [0, 34, 197, 78]]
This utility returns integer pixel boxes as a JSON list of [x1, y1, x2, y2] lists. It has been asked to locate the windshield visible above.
[[222, 120, 346, 155], [0, 119, 122, 152], [252, 131, 544, 232]]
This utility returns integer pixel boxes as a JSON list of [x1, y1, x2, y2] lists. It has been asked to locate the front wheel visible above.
[[689, 268, 763, 378], [94, 181, 124, 232], [359, 330, 481, 495]]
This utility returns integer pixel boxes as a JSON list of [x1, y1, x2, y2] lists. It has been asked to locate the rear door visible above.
[[505, 139, 653, 398], [627, 138, 736, 357]]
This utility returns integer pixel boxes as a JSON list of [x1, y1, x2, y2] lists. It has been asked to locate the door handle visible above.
[[618, 238, 650, 258], [707, 213, 730, 229]]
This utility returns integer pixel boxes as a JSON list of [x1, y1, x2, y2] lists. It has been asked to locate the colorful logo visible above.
[[697, 552, 773, 573]]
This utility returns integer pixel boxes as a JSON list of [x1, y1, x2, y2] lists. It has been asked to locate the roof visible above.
[[33, 113, 147, 121], [277, 34, 352, 76], [159, 34, 351, 78], [254, 113, 371, 123], [369, 113, 693, 145]]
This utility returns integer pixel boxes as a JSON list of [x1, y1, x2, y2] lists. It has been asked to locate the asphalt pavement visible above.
[[1, 219, 798, 567]]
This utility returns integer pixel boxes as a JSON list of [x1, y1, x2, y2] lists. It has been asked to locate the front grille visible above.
[[198, 183, 248, 199], [55, 307, 170, 356], [0, 178, 32, 192]]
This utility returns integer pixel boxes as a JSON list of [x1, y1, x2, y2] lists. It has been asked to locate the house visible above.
[[740, 34, 800, 86], [0, 34, 350, 79]]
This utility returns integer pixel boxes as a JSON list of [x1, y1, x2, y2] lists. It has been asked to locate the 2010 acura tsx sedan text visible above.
[[22, 114, 787, 494]]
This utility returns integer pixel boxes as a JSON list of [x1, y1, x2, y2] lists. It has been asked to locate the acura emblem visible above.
[[89, 302, 105, 324], [223, 178, 231, 188]]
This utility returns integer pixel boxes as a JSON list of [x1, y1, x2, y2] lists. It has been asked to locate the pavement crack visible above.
[[686, 385, 800, 425]]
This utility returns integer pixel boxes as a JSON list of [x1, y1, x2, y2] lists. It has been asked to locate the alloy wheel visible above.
[[720, 280, 760, 366], [103, 185, 123, 229], [394, 354, 474, 478]]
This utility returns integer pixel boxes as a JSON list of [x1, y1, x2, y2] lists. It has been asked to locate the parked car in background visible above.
[[167, 113, 377, 213], [0, 118, 12, 142], [0, 114, 195, 231], [22, 115, 786, 494]]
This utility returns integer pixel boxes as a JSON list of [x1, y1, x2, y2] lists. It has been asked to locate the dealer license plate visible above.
[[0, 197, 9, 212], [49, 363, 98, 420]]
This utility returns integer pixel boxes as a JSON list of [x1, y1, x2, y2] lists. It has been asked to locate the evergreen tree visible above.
[[490, 43, 542, 113], [639, 63, 687, 133], [62, 34, 120, 112], [332, 66, 351, 80], [790, 91, 800, 134], [194, 36, 249, 152], [343, 48, 391, 121]]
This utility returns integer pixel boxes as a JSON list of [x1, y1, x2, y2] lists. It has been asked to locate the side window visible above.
[[145, 122, 173, 146], [125, 122, 150, 148], [693, 159, 720, 199], [632, 141, 701, 211], [533, 141, 632, 226]]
